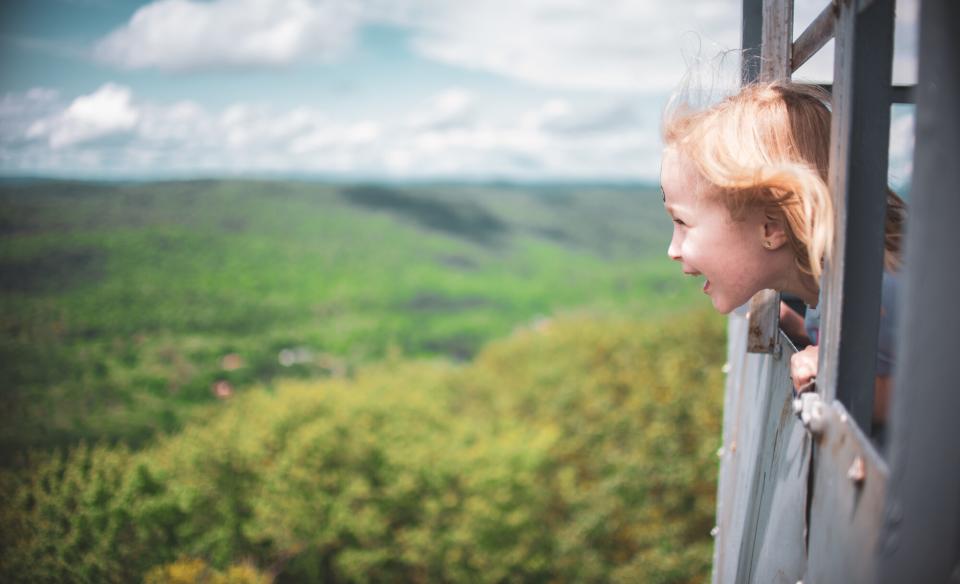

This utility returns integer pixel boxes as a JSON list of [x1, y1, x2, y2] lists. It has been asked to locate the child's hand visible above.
[[790, 344, 819, 393]]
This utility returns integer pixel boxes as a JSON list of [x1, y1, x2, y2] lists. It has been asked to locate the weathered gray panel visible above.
[[805, 402, 889, 583], [877, 0, 960, 580], [713, 314, 808, 584]]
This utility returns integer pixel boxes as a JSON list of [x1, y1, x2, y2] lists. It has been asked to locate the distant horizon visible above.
[[0, 172, 662, 189]]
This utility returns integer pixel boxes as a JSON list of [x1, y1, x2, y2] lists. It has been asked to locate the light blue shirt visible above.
[[803, 271, 898, 376]]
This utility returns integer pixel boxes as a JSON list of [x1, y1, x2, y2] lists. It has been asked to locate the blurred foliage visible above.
[[0, 180, 704, 456], [144, 558, 270, 584], [1, 309, 725, 583]]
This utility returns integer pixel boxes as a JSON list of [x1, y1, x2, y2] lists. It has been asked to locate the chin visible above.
[[712, 300, 737, 315], [709, 293, 746, 315]]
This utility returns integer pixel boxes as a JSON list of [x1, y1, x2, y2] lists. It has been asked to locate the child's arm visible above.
[[779, 301, 811, 346], [789, 340, 893, 425], [790, 344, 818, 393]]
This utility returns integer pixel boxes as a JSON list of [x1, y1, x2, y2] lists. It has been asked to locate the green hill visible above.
[[0, 180, 703, 455]]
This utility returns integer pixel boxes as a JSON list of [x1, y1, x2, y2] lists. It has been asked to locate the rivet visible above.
[[799, 395, 826, 435], [710, 526, 720, 538], [847, 456, 866, 484]]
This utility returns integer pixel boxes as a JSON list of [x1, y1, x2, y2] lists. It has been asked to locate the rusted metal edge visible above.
[[792, 1, 837, 72], [746, 289, 780, 353]]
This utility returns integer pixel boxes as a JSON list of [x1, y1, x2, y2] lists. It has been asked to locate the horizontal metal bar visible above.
[[889, 85, 916, 104], [801, 84, 916, 104], [792, 2, 837, 72]]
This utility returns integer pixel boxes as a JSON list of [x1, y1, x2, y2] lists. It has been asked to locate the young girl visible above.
[[659, 81, 904, 425]]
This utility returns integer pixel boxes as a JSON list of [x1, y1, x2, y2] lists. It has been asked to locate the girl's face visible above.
[[660, 147, 784, 314]]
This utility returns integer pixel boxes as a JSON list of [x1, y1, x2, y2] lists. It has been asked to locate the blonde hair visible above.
[[663, 81, 905, 282]]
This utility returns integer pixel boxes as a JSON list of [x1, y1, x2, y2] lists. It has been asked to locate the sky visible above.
[[0, 0, 918, 182]]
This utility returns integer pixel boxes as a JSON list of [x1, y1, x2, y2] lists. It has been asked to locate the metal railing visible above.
[[715, 0, 960, 581]]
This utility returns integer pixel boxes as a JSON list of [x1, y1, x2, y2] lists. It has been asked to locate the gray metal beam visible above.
[[808, 83, 916, 104], [877, 0, 960, 580], [742, 0, 763, 83], [792, 2, 837, 72], [761, 0, 795, 81], [817, 0, 894, 427]]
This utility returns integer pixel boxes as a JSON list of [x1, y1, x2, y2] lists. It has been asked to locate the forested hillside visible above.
[[0, 180, 723, 582]]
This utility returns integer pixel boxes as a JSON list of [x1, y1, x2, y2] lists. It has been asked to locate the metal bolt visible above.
[[798, 393, 826, 435], [847, 456, 866, 484], [710, 526, 720, 538]]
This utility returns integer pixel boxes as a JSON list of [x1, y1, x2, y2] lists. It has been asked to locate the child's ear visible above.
[[761, 213, 789, 250]]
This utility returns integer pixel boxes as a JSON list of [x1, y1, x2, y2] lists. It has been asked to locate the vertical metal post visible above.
[[816, 0, 894, 427], [877, 0, 960, 580], [742, 0, 763, 84], [745, 0, 793, 354], [760, 0, 794, 81]]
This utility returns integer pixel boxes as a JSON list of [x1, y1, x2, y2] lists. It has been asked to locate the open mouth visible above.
[[682, 269, 709, 293]]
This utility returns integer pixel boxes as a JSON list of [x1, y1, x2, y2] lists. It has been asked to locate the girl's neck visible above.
[[773, 264, 820, 308], [789, 274, 820, 308]]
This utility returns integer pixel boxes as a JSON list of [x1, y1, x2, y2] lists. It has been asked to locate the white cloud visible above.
[[2, 84, 662, 180], [405, 88, 474, 130], [94, 0, 361, 71], [400, 0, 739, 92], [26, 83, 140, 149], [92, 0, 740, 90], [91, 0, 915, 95]]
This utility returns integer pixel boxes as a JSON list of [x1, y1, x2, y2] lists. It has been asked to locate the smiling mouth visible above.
[[683, 270, 710, 294]]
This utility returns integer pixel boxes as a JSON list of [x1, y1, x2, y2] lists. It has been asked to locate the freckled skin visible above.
[[660, 147, 806, 314]]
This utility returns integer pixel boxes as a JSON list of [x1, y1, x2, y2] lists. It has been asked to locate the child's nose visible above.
[[667, 237, 681, 262]]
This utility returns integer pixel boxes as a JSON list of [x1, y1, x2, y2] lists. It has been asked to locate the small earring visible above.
[[763, 240, 773, 249]]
